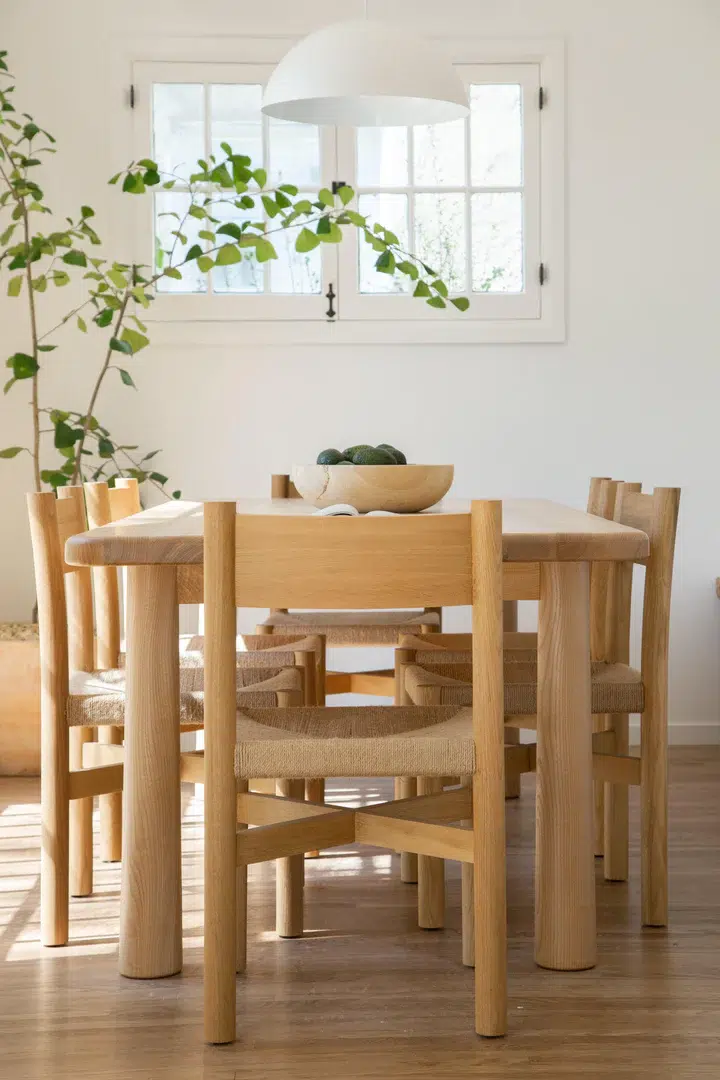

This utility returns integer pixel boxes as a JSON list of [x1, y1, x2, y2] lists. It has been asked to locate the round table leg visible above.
[[535, 561, 596, 971], [120, 565, 182, 978]]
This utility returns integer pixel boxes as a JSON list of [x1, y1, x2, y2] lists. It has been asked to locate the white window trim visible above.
[[127, 36, 565, 346]]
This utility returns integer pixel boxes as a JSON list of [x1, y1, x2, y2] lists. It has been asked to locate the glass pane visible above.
[[211, 200, 264, 294], [271, 194, 322, 294], [356, 127, 408, 187], [210, 84, 263, 169], [413, 118, 465, 186], [155, 192, 207, 294], [471, 193, 523, 292], [358, 194, 409, 294], [470, 84, 522, 187], [414, 193, 466, 292], [153, 84, 204, 183], [269, 119, 320, 186]]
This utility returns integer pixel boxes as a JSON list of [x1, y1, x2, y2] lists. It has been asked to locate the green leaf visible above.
[[336, 184, 354, 206], [107, 268, 127, 288], [220, 142, 233, 157], [109, 337, 133, 354], [121, 327, 149, 354], [108, 172, 122, 185], [262, 194, 280, 218], [316, 215, 331, 235], [118, 368, 137, 388], [187, 204, 206, 219], [344, 210, 366, 228], [317, 188, 334, 207], [375, 250, 395, 274], [0, 223, 17, 245], [196, 255, 214, 273], [54, 421, 77, 449], [80, 205, 95, 218], [294, 199, 313, 214], [122, 172, 145, 194], [32, 275, 47, 293], [7, 275, 22, 297], [426, 295, 446, 309], [216, 222, 244, 242], [23, 122, 40, 140], [431, 279, 448, 298], [163, 266, 183, 280], [209, 163, 233, 187], [397, 260, 419, 280], [98, 437, 114, 458], [40, 470, 70, 489], [198, 230, 215, 242], [450, 296, 470, 312], [413, 281, 432, 298], [254, 238, 277, 263], [3, 378, 16, 395], [95, 308, 113, 328], [0, 446, 26, 459], [382, 228, 399, 246], [62, 250, 87, 267], [37, 344, 57, 353], [77, 316, 87, 332], [275, 191, 291, 210], [185, 243, 204, 261], [252, 168, 267, 188], [7, 352, 38, 379], [172, 490, 182, 500], [278, 183, 299, 196], [215, 243, 242, 266], [150, 471, 169, 485], [295, 228, 321, 253]]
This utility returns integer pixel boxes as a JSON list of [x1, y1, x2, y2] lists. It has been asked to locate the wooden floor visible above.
[[1, 748, 718, 1079]]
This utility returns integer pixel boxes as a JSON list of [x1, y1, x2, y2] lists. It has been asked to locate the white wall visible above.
[[1, 1, 718, 740]]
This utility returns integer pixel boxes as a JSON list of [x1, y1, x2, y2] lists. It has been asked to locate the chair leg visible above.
[[504, 726, 521, 799], [417, 777, 445, 929], [98, 725, 123, 862], [276, 779, 305, 938], [397, 777, 418, 883], [593, 716, 608, 857], [69, 728, 93, 897], [460, 776, 474, 966], [236, 780, 248, 974], [641, 706, 668, 926], [604, 713, 629, 881], [41, 740, 69, 948], [305, 778, 325, 859]]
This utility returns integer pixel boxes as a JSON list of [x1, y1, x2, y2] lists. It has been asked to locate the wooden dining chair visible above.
[[202, 499, 509, 1044], [27, 487, 307, 947], [398, 484, 680, 932]]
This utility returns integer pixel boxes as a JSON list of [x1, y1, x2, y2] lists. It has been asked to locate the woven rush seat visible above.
[[180, 633, 321, 664], [233, 704, 474, 778], [257, 609, 441, 645], [403, 660, 644, 715], [67, 666, 303, 727]]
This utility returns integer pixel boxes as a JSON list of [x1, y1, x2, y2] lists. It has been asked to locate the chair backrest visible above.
[[83, 479, 141, 669]]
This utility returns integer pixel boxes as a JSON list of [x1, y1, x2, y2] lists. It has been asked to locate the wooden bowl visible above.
[[291, 464, 454, 513]]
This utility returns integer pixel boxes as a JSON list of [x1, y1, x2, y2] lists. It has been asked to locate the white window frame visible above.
[[130, 37, 565, 346]]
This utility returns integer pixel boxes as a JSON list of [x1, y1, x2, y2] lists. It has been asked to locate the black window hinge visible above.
[[129, 84, 136, 109], [539, 86, 546, 110], [539, 262, 547, 286], [331, 180, 347, 194]]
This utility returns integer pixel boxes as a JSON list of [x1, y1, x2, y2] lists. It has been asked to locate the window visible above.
[[132, 45, 563, 343]]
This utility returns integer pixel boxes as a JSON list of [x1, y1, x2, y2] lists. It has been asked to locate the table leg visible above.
[[120, 565, 182, 978], [535, 561, 596, 971]]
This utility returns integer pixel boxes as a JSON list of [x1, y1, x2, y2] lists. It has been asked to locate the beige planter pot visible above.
[[0, 624, 40, 776]]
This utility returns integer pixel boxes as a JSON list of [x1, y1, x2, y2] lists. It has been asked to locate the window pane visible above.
[[471, 193, 523, 292], [356, 128, 408, 187], [269, 118, 320, 186], [271, 196, 322, 294], [210, 84, 263, 169], [155, 192, 207, 294], [153, 84, 204, 183], [211, 200, 263, 294], [414, 193, 466, 292], [470, 84, 522, 187], [413, 118, 465, 186], [358, 194, 409, 294]]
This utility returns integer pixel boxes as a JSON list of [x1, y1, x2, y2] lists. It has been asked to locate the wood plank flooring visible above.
[[0, 748, 718, 1079]]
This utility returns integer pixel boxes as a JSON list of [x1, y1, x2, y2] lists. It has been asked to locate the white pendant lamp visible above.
[[261, 18, 468, 127]]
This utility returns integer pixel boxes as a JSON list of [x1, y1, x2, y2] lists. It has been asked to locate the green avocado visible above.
[[352, 447, 398, 465], [377, 443, 407, 464], [316, 448, 345, 465], [342, 444, 374, 460]]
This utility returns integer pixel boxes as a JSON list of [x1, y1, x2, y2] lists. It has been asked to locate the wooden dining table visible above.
[[65, 497, 649, 981]]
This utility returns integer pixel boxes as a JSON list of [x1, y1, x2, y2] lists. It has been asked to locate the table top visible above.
[[65, 498, 650, 567]]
